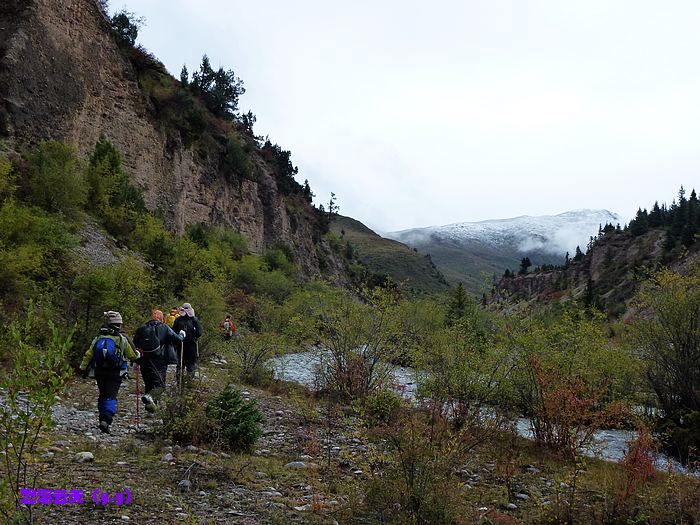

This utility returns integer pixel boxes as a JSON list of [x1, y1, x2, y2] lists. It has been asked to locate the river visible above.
[[271, 351, 689, 473]]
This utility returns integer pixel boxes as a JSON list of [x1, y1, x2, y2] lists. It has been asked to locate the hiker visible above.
[[164, 307, 179, 328], [172, 302, 202, 379], [133, 309, 186, 413], [79, 311, 140, 434], [220, 315, 236, 341]]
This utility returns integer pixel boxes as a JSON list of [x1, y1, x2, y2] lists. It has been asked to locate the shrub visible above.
[[0, 200, 74, 310], [181, 279, 227, 357], [359, 388, 405, 427], [222, 132, 254, 182], [262, 246, 294, 275], [229, 330, 280, 385], [510, 305, 636, 455], [23, 141, 86, 218], [0, 306, 73, 523], [0, 152, 14, 200], [631, 264, 700, 460], [617, 426, 658, 512], [205, 386, 262, 452], [656, 410, 700, 464], [361, 410, 472, 524], [160, 390, 216, 448], [527, 354, 628, 456], [313, 287, 404, 400], [416, 316, 514, 441]]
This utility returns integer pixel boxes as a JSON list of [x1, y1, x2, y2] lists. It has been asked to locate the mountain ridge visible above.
[[386, 209, 623, 292]]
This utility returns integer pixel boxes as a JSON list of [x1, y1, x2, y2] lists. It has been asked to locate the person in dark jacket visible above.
[[79, 311, 140, 434], [133, 309, 185, 412], [172, 302, 202, 380]]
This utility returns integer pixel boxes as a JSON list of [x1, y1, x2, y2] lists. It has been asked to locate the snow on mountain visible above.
[[388, 209, 624, 257]]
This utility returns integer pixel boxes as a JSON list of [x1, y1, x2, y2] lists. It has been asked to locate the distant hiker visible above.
[[173, 302, 202, 379], [79, 311, 140, 434], [133, 309, 185, 413], [164, 307, 179, 328], [220, 315, 236, 341]]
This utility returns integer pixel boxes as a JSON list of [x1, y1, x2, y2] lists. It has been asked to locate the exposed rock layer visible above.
[[0, 0, 343, 279]]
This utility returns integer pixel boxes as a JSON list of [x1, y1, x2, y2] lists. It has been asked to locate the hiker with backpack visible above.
[[133, 309, 186, 413], [79, 311, 140, 434], [220, 315, 236, 341], [172, 302, 202, 379]]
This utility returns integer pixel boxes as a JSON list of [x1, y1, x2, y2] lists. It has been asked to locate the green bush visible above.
[[255, 269, 296, 303], [360, 411, 472, 524], [0, 306, 73, 523], [205, 386, 262, 452], [160, 390, 216, 448], [229, 330, 280, 386], [222, 131, 254, 182], [0, 200, 74, 310], [85, 137, 145, 239], [23, 141, 87, 218], [0, 153, 14, 200], [358, 388, 405, 427], [262, 246, 295, 275], [656, 410, 700, 464]]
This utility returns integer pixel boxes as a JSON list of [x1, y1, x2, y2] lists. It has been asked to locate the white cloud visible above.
[[117, 0, 700, 230]]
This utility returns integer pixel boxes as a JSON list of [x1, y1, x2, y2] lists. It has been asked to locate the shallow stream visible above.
[[271, 351, 689, 473]]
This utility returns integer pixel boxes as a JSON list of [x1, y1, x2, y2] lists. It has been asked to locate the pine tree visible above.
[[110, 10, 142, 47], [648, 201, 663, 227], [302, 179, 314, 203], [327, 192, 339, 220], [630, 208, 649, 236], [573, 246, 584, 262], [448, 282, 469, 321], [180, 65, 189, 86], [518, 257, 532, 275], [189, 55, 245, 119]]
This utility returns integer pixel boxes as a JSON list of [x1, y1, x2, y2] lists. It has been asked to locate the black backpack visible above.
[[180, 317, 198, 342], [135, 322, 162, 356]]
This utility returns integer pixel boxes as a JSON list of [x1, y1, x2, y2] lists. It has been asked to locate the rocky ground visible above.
[[10, 358, 698, 525], [21, 362, 387, 524]]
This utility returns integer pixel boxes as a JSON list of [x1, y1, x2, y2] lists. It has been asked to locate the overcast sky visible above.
[[113, 0, 700, 232]]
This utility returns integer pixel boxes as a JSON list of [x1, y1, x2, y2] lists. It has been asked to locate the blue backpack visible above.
[[93, 335, 126, 370]]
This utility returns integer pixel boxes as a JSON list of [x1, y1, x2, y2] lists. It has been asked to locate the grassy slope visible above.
[[330, 216, 450, 295], [404, 237, 564, 294]]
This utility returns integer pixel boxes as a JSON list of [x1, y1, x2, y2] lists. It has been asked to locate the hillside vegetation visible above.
[[330, 216, 449, 295]]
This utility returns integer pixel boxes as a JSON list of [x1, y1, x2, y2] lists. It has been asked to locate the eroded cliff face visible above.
[[0, 0, 344, 279], [493, 230, 668, 314]]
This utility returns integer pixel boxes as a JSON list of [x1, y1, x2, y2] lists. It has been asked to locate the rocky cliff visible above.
[[493, 229, 669, 315], [0, 0, 344, 279]]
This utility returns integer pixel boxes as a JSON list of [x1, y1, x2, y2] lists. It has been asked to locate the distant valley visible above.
[[386, 210, 623, 292]]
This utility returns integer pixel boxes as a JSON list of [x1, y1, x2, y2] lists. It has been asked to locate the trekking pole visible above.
[[135, 363, 141, 431], [178, 341, 184, 394]]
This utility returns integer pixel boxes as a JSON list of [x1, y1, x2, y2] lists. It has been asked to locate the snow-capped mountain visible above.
[[389, 210, 623, 256], [386, 210, 623, 292]]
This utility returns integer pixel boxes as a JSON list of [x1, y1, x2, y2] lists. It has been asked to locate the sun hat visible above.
[[181, 303, 195, 318], [104, 311, 123, 325]]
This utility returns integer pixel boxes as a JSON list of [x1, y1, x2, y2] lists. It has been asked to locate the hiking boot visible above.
[[98, 420, 111, 434], [142, 394, 156, 413]]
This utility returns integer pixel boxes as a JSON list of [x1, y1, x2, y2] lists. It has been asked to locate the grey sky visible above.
[[114, 0, 700, 231]]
